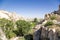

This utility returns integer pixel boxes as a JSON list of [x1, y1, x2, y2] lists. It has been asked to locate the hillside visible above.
[[0, 10, 24, 21], [33, 5, 60, 40], [0, 5, 60, 40]]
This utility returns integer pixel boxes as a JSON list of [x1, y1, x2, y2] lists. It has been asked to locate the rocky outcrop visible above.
[[33, 14, 60, 40], [0, 10, 26, 21], [0, 10, 40, 21], [33, 26, 60, 40], [0, 27, 7, 40], [45, 5, 60, 21]]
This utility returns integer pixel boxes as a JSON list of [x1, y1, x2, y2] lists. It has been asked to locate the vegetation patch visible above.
[[44, 21, 54, 27], [50, 15, 56, 20]]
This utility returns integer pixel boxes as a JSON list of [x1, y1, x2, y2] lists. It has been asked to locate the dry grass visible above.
[[47, 25, 60, 31]]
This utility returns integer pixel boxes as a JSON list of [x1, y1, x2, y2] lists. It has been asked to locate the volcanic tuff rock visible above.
[[33, 5, 60, 40], [45, 5, 60, 21], [0, 10, 41, 21], [0, 10, 27, 21]]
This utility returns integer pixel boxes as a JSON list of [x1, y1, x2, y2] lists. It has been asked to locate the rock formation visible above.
[[0, 27, 7, 40], [0, 10, 26, 21], [0, 10, 40, 21], [33, 25, 60, 40], [33, 5, 60, 40]]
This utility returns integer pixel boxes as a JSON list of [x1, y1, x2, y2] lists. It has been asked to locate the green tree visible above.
[[34, 18, 38, 22], [0, 18, 14, 31], [0, 18, 16, 39], [15, 20, 31, 36]]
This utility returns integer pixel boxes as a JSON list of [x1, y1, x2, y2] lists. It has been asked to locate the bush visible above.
[[50, 16, 56, 20], [0, 18, 16, 39], [44, 21, 54, 27], [16, 20, 31, 36], [6, 31, 16, 39], [0, 18, 33, 39], [33, 18, 38, 24]]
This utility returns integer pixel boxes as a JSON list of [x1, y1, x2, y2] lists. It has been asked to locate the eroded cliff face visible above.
[[33, 25, 60, 40], [33, 16, 60, 40], [33, 5, 60, 40]]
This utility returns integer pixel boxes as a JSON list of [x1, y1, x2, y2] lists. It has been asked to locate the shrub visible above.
[[0, 18, 16, 39], [16, 20, 31, 36], [6, 31, 16, 39], [44, 21, 54, 27], [50, 16, 56, 20], [33, 18, 38, 24]]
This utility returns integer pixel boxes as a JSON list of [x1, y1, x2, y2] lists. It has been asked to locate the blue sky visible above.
[[0, 0, 60, 18]]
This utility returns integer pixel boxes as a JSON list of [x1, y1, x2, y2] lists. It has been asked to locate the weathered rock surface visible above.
[[0, 27, 7, 40], [33, 26, 60, 40]]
